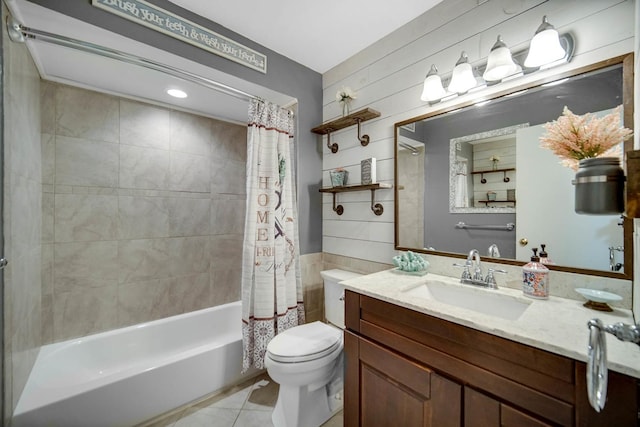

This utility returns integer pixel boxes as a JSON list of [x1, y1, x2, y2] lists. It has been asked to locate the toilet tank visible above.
[[320, 269, 363, 329]]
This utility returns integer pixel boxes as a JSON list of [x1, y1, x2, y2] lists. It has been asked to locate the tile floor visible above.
[[141, 372, 343, 427]]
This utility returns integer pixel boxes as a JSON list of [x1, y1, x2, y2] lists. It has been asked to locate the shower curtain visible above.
[[241, 98, 304, 372]]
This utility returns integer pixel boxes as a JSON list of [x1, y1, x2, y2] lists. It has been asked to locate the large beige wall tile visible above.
[[54, 241, 119, 293], [41, 244, 54, 299], [117, 277, 178, 326], [211, 121, 247, 162], [211, 268, 242, 306], [119, 144, 171, 190], [9, 175, 41, 258], [54, 194, 119, 242], [119, 196, 170, 239], [169, 236, 210, 277], [55, 136, 119, 187], [211, 196, 245, 235], [167, 196, 211, 237], [41, 294, 53, 345], [11, 305, 41, 410], [210, 235, 243, 272], [169, 151, 210, 192], [172, 272, 211, 313], [170, 110, 212, 157], [211, 159, 246, 195], [55, 85, 119, 143], [41, 133, 55, 185], [40, 81, 56, 135], [118, 238, 172, 284], [120, 100, 170, 150], [8, 250, 42, 343], [53, 286, 118, 341]]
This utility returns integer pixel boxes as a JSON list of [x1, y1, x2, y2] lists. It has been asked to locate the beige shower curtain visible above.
[[241, 98, 304, 372]]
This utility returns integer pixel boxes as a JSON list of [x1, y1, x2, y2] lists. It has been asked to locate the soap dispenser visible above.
[[522, 248, 549, 299], [539, 244, 553, 265]]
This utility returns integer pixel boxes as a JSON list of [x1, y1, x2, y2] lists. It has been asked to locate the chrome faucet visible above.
[[468, 249, 483, 281], [453, 249, 506, 289]]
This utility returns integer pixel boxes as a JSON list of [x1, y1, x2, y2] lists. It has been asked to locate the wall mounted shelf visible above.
[[320, 183, 392, 216], [311, 108, 381, 153], [472, 167, 515, 183]]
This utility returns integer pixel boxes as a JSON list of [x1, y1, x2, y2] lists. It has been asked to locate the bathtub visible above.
[[13, 301, 258, 427]]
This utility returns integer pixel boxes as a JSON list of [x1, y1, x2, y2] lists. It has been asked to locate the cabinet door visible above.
[[465, 386, 553, 427], [348, 332, 462, 427]]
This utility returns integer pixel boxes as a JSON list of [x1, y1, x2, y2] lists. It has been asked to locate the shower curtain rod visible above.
[[6, 16, 257, 102], [399, 142, 419, 155]]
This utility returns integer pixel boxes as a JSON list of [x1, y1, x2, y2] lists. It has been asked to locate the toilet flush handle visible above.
[[339, 292, 344, 301]]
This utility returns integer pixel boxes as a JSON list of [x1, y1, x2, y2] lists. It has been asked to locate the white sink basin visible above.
[[402, 280, 531, 321]]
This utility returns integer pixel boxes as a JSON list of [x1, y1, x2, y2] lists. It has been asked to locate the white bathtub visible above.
[[13, 301, 258, 427]]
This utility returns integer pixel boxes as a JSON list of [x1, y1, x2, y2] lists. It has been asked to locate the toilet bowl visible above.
[[265, 269, 362, 427]]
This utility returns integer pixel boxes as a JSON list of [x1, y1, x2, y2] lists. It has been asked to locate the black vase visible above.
[[573, 157, 625, 215]]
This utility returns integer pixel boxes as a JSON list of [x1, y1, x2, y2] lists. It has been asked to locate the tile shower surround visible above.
[[41, 82, 251, 343]]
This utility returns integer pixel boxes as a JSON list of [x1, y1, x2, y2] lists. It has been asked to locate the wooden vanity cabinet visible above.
[[344, 291, 638, 427]]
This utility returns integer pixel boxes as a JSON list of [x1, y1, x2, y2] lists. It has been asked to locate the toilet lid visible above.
[[267, 321, 342, 363]]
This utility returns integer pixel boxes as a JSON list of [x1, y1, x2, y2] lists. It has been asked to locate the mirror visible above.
[[395, 54, 633, 279], [449, 123, 527, 213]]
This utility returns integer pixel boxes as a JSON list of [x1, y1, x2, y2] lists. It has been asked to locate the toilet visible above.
[[265, 269, 362, 427]]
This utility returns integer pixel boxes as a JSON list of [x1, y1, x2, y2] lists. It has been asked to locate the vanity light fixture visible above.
[[483, 36, 520, 82], [167, 88, 188, 98], [420, 64, 447, 103], [524, 16, 566, 68], [419, 15, 574, 106], [448, 52, 478, 94]]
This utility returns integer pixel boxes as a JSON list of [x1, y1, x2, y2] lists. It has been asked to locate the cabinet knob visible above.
[[519, 238, 528, 246]]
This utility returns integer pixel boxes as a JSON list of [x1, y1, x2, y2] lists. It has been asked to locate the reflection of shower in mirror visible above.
[[399, 142, 419, 155]]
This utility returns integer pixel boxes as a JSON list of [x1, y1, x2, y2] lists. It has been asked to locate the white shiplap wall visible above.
[[321, 0, 634, 265]]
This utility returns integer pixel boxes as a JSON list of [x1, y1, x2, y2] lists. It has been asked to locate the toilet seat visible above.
[[267, 322, 342, 363]]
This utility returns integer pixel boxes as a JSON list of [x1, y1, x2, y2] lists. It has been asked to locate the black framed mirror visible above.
[[394, 54, 633, 280]]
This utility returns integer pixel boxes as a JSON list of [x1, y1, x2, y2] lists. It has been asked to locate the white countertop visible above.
[[342, 269, 640, 379]]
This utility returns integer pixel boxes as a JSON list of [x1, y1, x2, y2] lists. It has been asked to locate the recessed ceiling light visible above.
[[167, 89, 188, 98]]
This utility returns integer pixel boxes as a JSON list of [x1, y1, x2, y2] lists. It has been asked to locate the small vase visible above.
[[573, 157, 625, 214], [330, 170, 348, 187], [341, 101, 350, 117]]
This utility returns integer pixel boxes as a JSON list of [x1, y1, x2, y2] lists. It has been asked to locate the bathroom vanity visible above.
[[342, 271, 640, 426]]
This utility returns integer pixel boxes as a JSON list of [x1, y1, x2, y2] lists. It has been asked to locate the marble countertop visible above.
[[341, 269, 640, 379]]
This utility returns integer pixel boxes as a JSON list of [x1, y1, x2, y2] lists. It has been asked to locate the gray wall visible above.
[[27, 0, 323, 255]]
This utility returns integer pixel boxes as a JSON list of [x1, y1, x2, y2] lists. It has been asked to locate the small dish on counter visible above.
[[575, 288, 622, 312]]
